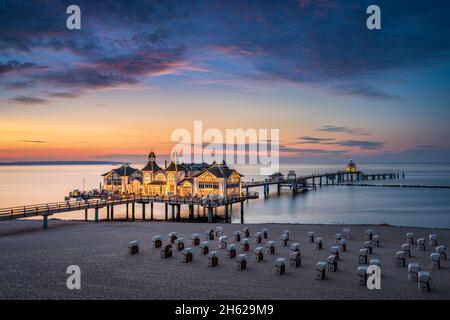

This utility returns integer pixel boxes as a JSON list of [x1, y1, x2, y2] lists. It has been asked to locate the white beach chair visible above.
[[233, 231, 241, 242], [200, 241, 209, 255], [359, 248, 369, 265], [168, 232, 178, 244], [436, 245, 447, 260], [334, 233, 343, 243], [363, 240, 373, 254], [290, 251, 301, 268], [191, 233, 200, 246], [429, 234, 438, 247], [254, 246, 264, 262], [290, 243, 300, 252], [236, 253, 247, 270], [406, 232, 415, 245], [152, 235, 162, 249], [431, 253, 441, 269], [418, 271, 432, 292], [128, 240, 139, 255], [240, 238, 250, 251], [236, 254, 248, 270], [175, 238, 185, 251], [339, 239, 348, 252], [402, 243, 411, 257], [242, 227, 250, 238], [282, 230, 290, 239], [275, 258, 287, 275], [417, 238, 426, 251], [182, 247, 193, 263], [266, 241, 275, 254], [357, 266, 368, 286], [327, 255, 337, 272], [226, 244, 237, 259], [219, 236, 228, 249], [160, 243, 172, 259], [408, 263, 420, 282], [205, 229, 214, 241], [365, 229, 374, 241], [216, 226, 224, 237], [280, 234, 289, 246], [261, 228, 269, 239], [315, 237, 323, 250], [370, 258, 381, 267], [307, 231, 315, 243], [396, 251, 406, 267], [254, 231, 263, 244], [208, 251, 219, 267], [331, 245, 341, 258], [315, 262, 326, 280], [372, 235, 380, 247]]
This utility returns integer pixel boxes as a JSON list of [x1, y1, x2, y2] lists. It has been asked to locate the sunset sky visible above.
[[1, 0, 450, 163]]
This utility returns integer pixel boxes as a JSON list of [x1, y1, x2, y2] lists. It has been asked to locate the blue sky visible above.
[[1, 0, 450, 162]]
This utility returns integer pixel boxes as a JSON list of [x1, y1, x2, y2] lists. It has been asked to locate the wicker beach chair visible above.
[[152, 235, 162, 249], [128, 241, 139, 255]]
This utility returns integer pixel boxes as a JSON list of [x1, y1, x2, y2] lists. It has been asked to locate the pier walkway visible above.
[[0, 193, 258, 227]]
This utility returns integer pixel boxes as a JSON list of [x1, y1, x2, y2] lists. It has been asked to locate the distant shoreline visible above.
[[0, 161, 121, 166]]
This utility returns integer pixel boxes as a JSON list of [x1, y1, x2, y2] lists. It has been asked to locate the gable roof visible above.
[[165, 161, 186, 172], [141, 160, 162, 172], [101, 163, 139, 177], [193, 161, 243, 179]]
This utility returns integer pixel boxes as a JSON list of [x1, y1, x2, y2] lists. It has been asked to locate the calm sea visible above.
[[1, 163, 449, 228]]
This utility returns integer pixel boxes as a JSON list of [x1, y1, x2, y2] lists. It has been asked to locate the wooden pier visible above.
[[0, 193, 259, 228], [0, 170, 404, 229], [242, 170, 403, 197]]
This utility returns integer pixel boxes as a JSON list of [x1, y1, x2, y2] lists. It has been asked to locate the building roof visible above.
[[179, 178, 194, 185], [165, 161, 186, 172], [101, 163, 139, 177], [346, 159, 357, 172], [193, 161, 243, 179], [141, 160, 162, 172], [182, 163, 210, 173]]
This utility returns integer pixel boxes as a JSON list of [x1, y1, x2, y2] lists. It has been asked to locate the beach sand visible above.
[[0, 220, 449, 300]]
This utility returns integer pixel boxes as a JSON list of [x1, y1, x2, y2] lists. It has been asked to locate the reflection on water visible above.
[[0, 163, 449, 228]]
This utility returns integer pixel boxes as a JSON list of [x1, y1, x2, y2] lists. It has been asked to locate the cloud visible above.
[[329, 140, 385, 150], [19, 140, 48, 144], [279, 146, 349, 155], [297, 136, 336, 144], [1, 0, 450, 101], [0, 60, 45, 74], [9, 96, 49, 105], [333, 85, 400, 101], [0, 81, 34, 90], [317, 125, 369, 136], [48, 92, 82, 99]]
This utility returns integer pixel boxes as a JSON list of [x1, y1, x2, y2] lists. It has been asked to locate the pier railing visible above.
[[0, 192, 259, 221]]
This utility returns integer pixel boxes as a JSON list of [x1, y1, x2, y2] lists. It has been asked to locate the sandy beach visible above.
[[0, 220, 449, 300]]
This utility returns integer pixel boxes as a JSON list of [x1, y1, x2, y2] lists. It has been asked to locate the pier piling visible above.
[[95, 208, 99, 222], [208, 207, 214, 223], [43, 214, 48, 229], [142, 203, 146, 220]]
